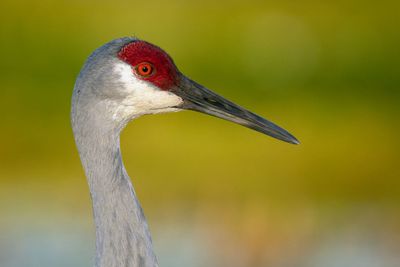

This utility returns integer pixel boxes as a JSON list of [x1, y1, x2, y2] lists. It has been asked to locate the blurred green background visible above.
[[1, 0, 399, 266]]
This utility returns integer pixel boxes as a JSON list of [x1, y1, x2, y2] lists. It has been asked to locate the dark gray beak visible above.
[[171, 76, 299, 145]]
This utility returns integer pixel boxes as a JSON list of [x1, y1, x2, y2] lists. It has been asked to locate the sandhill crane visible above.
[[71, 37, 298, 267]]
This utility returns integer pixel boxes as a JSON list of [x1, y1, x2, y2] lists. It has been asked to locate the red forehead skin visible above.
[[117, 41, 179, 90]]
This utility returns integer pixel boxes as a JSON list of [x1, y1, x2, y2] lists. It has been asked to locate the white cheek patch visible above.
[[112, 62, 183, 121]]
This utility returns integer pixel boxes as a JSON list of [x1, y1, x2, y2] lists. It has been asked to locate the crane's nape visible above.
[[71, 37, 299, 267]]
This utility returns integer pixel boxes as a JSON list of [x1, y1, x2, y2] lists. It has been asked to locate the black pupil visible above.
[[142, 66, 149, 73]]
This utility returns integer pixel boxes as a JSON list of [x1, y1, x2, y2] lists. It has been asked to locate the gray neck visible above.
[[71, 103, 158, 267]]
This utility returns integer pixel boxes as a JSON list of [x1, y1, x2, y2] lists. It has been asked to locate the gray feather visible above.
[[71, 37, 158, 267]]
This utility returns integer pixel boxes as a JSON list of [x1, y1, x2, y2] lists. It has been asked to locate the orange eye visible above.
[[135, 62, 154, 77]]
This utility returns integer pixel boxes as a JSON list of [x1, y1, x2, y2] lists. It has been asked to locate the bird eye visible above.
[[135, 62, 154, 77]]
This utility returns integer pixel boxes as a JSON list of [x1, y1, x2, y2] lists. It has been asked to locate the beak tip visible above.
[[290, 138, 300, 145], [279, 132, 299, 145], [285, 134, 300, 145]]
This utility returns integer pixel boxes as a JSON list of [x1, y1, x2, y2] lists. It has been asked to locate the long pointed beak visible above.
[[171, 76, 299, 144]]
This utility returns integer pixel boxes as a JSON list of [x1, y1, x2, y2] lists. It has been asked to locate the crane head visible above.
[[75, 38, 298, 144]]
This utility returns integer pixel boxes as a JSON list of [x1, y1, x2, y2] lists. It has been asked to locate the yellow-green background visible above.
[[1, 1, 399, 266]]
